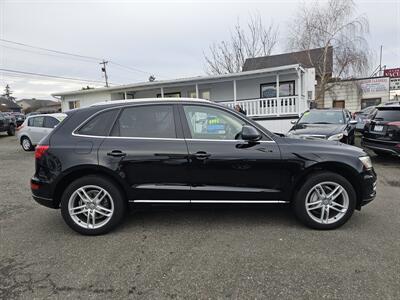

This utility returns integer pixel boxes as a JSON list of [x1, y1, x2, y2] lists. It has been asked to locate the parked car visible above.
[[287, 109, 357, 144], [16, 113, 66, 151], [362, 105, 400, 157], [12, 113, 26, 127], [353, 106, 377, 132], [0, 112, 17, 136], [30, 99, 377, 235]]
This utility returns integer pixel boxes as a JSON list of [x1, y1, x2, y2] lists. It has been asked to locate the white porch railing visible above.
[[221, 96, 303, 117]]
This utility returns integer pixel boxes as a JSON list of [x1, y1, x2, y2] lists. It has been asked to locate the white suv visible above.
[[16, 113, 66, 151]]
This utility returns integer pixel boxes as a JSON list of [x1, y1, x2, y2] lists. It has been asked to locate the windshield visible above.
[[298, 110, 345, 124]]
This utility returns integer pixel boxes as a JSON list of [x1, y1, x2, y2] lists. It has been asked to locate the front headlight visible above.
[[359, 156, 372, 170], [328, 133, 344, 141]]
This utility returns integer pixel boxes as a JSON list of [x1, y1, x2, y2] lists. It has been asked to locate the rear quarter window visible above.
[[76, 109, 119, 136]]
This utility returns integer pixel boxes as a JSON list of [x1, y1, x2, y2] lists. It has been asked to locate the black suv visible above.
[[362, 105, 400, 157], [0, 112, 17, 136], [31, 99, 377, 235]]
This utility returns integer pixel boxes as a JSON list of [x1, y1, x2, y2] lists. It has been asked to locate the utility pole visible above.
[[379, 45, 383, 76], [100, 60, 109, 87]]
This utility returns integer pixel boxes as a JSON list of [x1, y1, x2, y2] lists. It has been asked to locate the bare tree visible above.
[[204, 15, 278, 74], [287, 0, 370, 106]]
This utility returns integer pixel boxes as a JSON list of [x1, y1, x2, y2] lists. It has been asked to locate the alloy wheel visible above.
[[22, 138, 31, 150], [305, 181, 349, 225], [68, 185, 114, 229]]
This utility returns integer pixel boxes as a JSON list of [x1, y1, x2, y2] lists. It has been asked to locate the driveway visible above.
[[0, 134, 399, 299]]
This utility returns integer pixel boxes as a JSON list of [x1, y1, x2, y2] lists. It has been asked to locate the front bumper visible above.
[[362, 138, 400, 156], [358, 169, 377, 208]]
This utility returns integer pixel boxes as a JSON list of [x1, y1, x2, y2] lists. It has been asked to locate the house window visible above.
[[333, 100, 345, 108], [188, 90, 211, 100], [68, 100, 80, 109], [361, 98, 381, 109], [260, 81, 295, 98], [156, 92, 181, 98]]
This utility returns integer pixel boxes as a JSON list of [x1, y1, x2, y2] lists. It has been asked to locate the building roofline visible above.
[[52, 64, 304, 97]]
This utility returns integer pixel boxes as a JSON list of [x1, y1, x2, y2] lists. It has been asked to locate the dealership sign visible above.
[[358, 77, 389, 96], [384, 68, 400, 78]]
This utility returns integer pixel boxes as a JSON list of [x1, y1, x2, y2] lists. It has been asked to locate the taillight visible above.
[[35, 145, 49, 159], [388, 121, 400, 128], [16, 124, 24, 131]]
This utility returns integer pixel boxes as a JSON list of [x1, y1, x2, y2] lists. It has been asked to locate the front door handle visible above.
[[107, 150, 126, 157], [194, 151, 211, 160]]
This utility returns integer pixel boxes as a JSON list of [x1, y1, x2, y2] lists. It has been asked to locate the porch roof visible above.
[[53, 64, 304, 97]]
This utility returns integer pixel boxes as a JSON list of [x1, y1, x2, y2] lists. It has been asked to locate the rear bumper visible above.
[[31, 177, 58, 209], [361, 138, 400, 156]]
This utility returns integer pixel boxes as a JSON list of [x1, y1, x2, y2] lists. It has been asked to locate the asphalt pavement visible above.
[[0, 133, 399, 299]]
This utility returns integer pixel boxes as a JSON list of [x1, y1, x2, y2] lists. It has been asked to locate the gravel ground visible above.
[[0, 133, 399, 299]]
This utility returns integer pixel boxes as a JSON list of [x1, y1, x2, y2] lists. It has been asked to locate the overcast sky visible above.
[[0, 0, 399, 100]]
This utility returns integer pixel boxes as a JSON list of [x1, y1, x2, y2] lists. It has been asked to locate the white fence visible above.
[[221, 96, 303, 117]]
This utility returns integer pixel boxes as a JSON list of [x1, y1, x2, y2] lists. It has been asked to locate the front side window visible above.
[[77, 109, 119, 136], [111, 105, 176, 138], [28, 116, 44, 127], [183, 105, 244, 140]]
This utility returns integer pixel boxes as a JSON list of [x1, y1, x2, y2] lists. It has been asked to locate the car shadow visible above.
[[120, 204, 299, 231]]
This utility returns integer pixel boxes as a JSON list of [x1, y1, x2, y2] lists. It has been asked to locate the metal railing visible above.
[[221, 96, 301, 117]]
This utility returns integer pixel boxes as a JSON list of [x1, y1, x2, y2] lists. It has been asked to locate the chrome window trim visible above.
[[71, 102, 277, 143], [71, 132, 276, 143]]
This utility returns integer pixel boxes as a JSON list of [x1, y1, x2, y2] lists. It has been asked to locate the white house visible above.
[[53, 64, 315, 133]]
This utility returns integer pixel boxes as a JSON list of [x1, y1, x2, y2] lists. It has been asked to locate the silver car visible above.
[[16, 113, 67, 151]]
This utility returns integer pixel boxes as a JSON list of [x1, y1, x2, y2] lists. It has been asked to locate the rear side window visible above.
[[43, 117, 60, 128], [111, 105, 176, 138], [77, 109, 119, 136], [28, 116, 44, 127], [374, 109, 400, 122]]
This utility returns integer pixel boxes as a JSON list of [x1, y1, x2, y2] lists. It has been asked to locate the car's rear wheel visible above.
[[60, 175, 126, 235], [21, 136, 34, 151], [293, 172, 356, 229], [7, 125, 15, 136]]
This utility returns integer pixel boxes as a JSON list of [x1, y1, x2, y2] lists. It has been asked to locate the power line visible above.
[[0, 68, 119, 85], [0, 38, 102, 62], [0, 38, 161, 77]]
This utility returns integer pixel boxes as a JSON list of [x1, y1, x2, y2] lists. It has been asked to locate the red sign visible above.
[[384, 68, 400, 78]]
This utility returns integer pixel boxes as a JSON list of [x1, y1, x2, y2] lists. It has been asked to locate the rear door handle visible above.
[[194, 151, 211, 160], [107, 150, 126, 157]]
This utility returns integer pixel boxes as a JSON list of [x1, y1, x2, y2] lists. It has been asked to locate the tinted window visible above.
[[43, 117, 60, 128], [374, 109, 400, 122], [77, 109, 119, 136], [28, 116, 44, 127], [298, 110, 345, 124], [183, 105, 244, 140], [111, 105, 176, 138]]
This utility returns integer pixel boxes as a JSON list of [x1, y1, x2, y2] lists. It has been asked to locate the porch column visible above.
[[195, 83, 199, 98], [233, 80, 237, 105], [124, 91, 127, 100], [160, 87, 164, 98], [276, 73, 280, 116], [297, 69, 302, 116]]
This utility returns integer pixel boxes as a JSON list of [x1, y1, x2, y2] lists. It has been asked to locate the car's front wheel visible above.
[[293, 172, 356, 229], [60, 175, 126, 235]]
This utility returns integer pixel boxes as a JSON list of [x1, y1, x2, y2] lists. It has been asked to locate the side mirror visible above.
[[290, 120, 297, 124], [349, 120, 357, 125], [241, 125, 261, 141]]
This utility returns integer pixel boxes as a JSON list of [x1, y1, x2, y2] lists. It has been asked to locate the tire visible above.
[[21, 136, 34, 151], [7, 125, 15, 136], [293, 171, 356, 230], [60, 175, 126, 235]]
